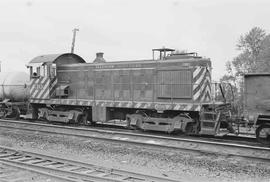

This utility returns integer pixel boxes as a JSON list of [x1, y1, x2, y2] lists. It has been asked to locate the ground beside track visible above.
[[0, 162, 65, 182], [0, 128, 269, 182]]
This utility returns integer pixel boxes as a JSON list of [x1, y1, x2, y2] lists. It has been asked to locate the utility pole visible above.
[[71, 28, 79, 53]]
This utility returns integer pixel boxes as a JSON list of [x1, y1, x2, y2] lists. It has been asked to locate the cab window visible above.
[[50, 64, 56, 78], [31, 66, 40, 78]]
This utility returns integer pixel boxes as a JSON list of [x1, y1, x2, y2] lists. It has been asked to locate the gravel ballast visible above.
[[0, 128, 269, 182]]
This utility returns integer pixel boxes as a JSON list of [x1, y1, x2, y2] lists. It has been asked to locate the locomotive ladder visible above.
[[0, 146, 179, 182]]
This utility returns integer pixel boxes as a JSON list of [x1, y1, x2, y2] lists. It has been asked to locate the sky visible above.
[[0, 0, 270, 80]]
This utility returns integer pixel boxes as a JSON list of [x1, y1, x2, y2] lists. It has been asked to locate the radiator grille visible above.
[[157, 70, 192, 98]]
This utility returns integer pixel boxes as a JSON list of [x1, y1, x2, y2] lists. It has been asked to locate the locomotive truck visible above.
[[26, 48, 233, 136]]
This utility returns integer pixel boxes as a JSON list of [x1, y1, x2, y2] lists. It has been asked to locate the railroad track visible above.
[[0, 161, 65, 182], [0, 118, 259, 145], [0, 146, 178, 182], [0, 119, 270, 163]]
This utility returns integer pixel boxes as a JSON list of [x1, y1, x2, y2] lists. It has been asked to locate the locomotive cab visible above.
[[27, 62, 57, 101], [28, 53, 86, 121]]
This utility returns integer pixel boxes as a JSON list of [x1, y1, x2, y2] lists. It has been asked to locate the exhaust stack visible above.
[[93, 52, 106, 63]]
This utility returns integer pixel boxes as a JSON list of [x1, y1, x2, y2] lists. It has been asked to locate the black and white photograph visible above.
[[0, 0, 269, 181]]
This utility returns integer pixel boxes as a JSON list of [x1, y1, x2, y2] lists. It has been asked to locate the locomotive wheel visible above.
[[256, 124, 270, 146], [185, 122, 197, 135], [77, 113, 88, 125], [8, 106, 20, 119]]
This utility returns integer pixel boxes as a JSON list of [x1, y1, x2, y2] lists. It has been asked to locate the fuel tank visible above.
[[0, 72, 30, 102]]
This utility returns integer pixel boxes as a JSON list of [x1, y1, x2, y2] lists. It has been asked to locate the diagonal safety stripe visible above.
[[32, 78, 48, 98], [31, 77, 46, 97], [193, 69, 210, 94], [49, 83, 57, 97], [193, 69, 207, 91], [49, 77, 57, 87], [36, 79, 50, 99], [193, 74, 211, 101], [30, 78, 44, 95], [194, 68, 208, 86], [30, 79, 39, 93], [204, 91, 211, 102], [193, 67, 205, 82], [193, 70, 211, 90], [193, 105, 201, 111], [200, 84, 211, 102], [193, 67, 202, 79], [194, 79, 211, 102], [174, 104, 181, 110], [49, 77, 57, 96], [195, 78, 211, 101], [34, 77, 48, 96], [185, 104, 193, 110]]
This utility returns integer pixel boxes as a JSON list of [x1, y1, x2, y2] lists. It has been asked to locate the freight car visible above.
[[244, 73, 270, 145], [0, 72, 29, 118], [27, 48, 233, 136]]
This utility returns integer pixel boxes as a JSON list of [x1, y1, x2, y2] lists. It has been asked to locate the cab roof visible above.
[[28, 53, 85, 66]]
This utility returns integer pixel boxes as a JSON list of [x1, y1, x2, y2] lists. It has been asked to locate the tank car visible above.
[[27, 49, 232, 136], [0, 71, 29, 118]]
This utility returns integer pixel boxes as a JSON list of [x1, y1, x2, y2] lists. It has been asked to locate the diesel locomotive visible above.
[[26, 48, 233, 136]]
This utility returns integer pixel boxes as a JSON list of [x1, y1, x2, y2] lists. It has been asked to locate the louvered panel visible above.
[[157, 71, 171, 98], [157, 70, 192, 98]]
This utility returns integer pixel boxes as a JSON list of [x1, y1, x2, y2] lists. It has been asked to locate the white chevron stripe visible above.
[[135, 103, 141, 108], [186, 105, 193, 110], [193, 67, 202, 79], [49, 79, 57, 96], [193, 68, 207, 93], [42, 91, 50, 100], [193, 90, 201, 100], [30, 79, 37, 93], [194, 105, 201, 111], [174, 104, 181, 110], [200, 88, 207, 102], [193, 73, 210, 100], [32, 77, 47, 98], [194, 68, 206, 85], [201, 84, 211, 102], [36, 79, 50, 99]]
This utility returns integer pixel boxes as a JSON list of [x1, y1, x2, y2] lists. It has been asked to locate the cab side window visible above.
[[31, 66, 40, 78], [50, 64, 56, 78]]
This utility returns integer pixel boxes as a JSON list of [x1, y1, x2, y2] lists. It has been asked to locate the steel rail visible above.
[[0, 119, 270, 162], [0, 146, 179, 182]]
